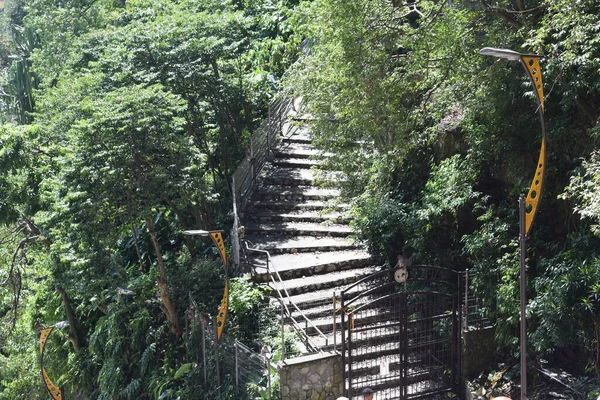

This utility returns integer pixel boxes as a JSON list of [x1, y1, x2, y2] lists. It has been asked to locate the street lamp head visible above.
[[479, 47, 522, 61], [183, 229, 210, 236], [53, 321, 70, 329]]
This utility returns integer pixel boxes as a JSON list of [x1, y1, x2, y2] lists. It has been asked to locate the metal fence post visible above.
[[340, 290, 346, 392], [250, 136, 255, 184], [214, 318, 221, 395], [201, 316, 207, 386], [235, 340, 239, 387], [347, 315, 352, 398], [281, 301, 285, 361], [232, 177, 240, 272], [464, 269, 469, 330], [267, 105, 272, 152], [333, 291, 337, 352], [457, 271, 463, 391], [267, 357, 271, 400]]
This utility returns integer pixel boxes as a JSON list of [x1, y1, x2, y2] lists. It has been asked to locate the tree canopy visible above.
[[2, 0, 600, 397], [0, 0, 296, 397]]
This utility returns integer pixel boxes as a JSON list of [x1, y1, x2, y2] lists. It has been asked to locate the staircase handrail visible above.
[[231, 97, 299, 271], [243, 241, 328, 353], [232, 97, 297, 214]]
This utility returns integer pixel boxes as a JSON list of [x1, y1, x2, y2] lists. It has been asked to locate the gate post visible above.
[[456, 271, 463, 393], [347, 314, 353, 399], [333, 291, 337, 352], [400, 292, 408, 400], [340, 291, 346, 395], [451, 287, 459, 394]]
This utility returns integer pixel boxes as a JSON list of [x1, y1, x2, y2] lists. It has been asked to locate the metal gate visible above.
[[340, 265, 461, 399]]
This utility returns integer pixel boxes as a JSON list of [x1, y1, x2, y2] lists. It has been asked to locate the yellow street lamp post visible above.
[[480, 47, 547, 400], [40, 321, 69, 400], [183, 229, 229, 393]]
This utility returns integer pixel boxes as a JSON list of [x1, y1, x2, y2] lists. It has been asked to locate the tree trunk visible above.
[[146, 218, 181, 339], [594, 318, 600, 378], [576, 95, 599, 125], [56, 287, 81, 351], [131, 222, 147, 272]]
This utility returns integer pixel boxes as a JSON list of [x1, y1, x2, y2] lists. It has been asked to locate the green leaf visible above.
[[173, 363, 193, 379]]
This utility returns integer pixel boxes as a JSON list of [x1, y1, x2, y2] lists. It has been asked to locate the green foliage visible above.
[[285, 0, 600, 377], [3, 0, 600, 395], [564, 151, 600, 235], [228, 275, 270, 345], [0, 0, 300, 397]]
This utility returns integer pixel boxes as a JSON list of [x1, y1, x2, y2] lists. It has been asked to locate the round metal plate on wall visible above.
[[394, 267, 408, 283]]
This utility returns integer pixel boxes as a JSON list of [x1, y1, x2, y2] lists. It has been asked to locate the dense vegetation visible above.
[[1, 0, 600, 398], [0, 0, 296, 397], [287, 0, 600, 382]]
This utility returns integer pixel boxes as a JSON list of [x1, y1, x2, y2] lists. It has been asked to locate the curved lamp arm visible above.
[[40, 321, 69, 399], [184, 230, 229, 341], [480, 47, 546, 235]]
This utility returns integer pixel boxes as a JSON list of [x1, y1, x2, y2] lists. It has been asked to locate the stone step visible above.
[[262, 167, 315, 186], [282, 283, 367, 314], [261, 167, 343, 186], [348, 330, 451, 363], [349, 349, 448, 377], [300, 330, 425, 358], [300, 315, 342, 336], [263, 168, 314, 186], [282, 132, 312, 144], [299, 306, 413, 336], [272, 158, 319, 169], [249, 200, 348, 212], [285, 295, 404, 338], [269, 265, 378, 297], [297, 331, 341, 354], [252, 250, 376, 283], [289, 297, 414, 338], [244, 235, 361, 254], [348, 367, 450, 399], [248, 209, 350, 224], [253, 185, 340, 202], [245, 221, 353, 238], [275, 148, 320, 159]]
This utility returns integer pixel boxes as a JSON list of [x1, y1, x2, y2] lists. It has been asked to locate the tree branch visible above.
[[146, 217, 181, 339], [480, 0, 524, 29], [56, 287, 82, 351], [131, 222, 146, 272]]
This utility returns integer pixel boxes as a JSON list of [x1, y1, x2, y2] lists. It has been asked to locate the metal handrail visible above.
[[243, 241, 328, 353], [231, 97, 299, 271], [232, 97, 297, 215]]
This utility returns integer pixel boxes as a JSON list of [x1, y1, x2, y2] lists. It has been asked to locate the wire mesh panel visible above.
[[462, 270, 496, 331], [220, 338, 267, 388], [340, 266, 461, 400]]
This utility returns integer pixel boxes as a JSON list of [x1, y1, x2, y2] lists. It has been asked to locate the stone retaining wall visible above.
[[462, 326, 495, 378], [279, 352, 343, 400]]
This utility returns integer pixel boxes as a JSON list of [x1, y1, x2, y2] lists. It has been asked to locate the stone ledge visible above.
[[280, 351, 340, 367]]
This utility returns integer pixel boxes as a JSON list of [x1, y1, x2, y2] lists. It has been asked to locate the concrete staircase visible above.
[[239, 122, 459, 400], [242, 125, 380, 352]]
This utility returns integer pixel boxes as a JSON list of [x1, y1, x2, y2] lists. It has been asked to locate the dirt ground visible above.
[[465, 363, 600, 400]]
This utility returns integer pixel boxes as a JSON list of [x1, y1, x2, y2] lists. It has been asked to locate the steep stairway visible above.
[[239, 123, 458, 399], [242, 125, 380, 352]]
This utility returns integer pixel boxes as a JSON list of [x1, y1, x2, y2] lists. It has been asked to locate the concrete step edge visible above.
[[252, 257, 377, 283]]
